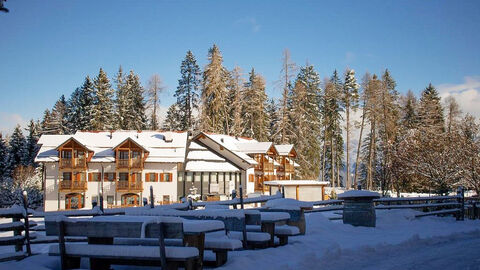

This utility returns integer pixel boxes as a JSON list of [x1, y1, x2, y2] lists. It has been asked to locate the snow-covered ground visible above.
[[0, 209, 479, 270]]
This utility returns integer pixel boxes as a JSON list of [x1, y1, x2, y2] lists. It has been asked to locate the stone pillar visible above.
[[338, 190, 380, 227]]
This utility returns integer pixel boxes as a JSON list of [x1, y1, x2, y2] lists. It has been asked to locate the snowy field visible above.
[[0, 209, 479, 270]]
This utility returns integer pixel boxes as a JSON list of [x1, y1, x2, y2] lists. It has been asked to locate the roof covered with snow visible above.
[[264, 180, 330, 186], [274, 144, 294, 156]]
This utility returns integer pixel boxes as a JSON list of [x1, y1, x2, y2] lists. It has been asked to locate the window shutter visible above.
[[249, 174, 254, 182], [145, 173, 148, 182], [155, 173, 158, 182], [160, 173, 164, 182], [88, 173, 92, 181], [169, 173, 173, 182]]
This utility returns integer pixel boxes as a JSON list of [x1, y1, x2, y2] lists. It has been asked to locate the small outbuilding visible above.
[[264, 180, 329, 201]]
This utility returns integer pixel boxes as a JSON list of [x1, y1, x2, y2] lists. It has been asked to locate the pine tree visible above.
[[227, 66, 245, 136], [201, 44, 229, 133], [146, 74, 165, 130], [418, 83, 444, 131], [25, 120, 40, 166], [65, 87, 83, 133], [78, 76, 96, 130], [48, 95, 68, 134], [175, 51, 201, 131], [163, 104, 182, 131], [342, 69, 359, 189], [115, 66, 128, 129], [401, 90, 418, 130], [125, 70, 147, 130], [0, 133, 11, 178], [92, 68, 115, 130], [277, 49, 297, 143], [41, 109, 55, 135], [266, 99, 280, 143], [241, 68, 269, 141], [9, 125, 29, 169], [290, 65, 322, 178]]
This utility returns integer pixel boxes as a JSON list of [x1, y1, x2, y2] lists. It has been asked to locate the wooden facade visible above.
[[114, 139, 148, 193], [57, 139, 92, 193]]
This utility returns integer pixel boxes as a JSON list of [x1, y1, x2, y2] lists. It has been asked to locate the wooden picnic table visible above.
[[258, 212, 290, 246], [90, 215, 224, 264]]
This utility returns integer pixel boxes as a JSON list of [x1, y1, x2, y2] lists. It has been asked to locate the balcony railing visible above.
[[116, 180, 143, 192], [59, 180, 87, 191], [284, 163, 294, 172], [117, 159, 142, 169], [60, 158, 87, 169]]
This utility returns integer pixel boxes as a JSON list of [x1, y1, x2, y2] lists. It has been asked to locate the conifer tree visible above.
[[25, 120, 40, 166], [146, 74, 165, 130], [401, 90, 418, 130], [342, 69, 359, 189], [9, 125, 29, 168], [418, 83, 444, 131], [125, 70, 147, 130], [115, 66, 128, 129], [241, 68, 269, 141], [92, 68, 115, 130], [175, 51, 201, 131], [353, 73, 371, 189], [163, 104, 182, 131], [290, 65, 322, 178], [0, 133, 11, 178], [226, 66, 245, 136], [65, 87, 83, 133], [266, 98, 280, 143], [48, 95, 68, 134], [41, 109, 55, 135], [201, 44, 229, 133], [78, 76, 96, 130]]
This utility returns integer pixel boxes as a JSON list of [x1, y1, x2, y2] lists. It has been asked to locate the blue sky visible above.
[[1, 0, 480, 134]]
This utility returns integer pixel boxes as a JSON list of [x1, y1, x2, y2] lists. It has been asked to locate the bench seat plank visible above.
[[228, 231, 270, 243], [49, 244, 199, 260]]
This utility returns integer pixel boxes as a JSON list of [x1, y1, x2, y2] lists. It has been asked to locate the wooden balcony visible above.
[[116, 159, 143, 169], [58, 180, 87, 192], [116, 180, 143, 192], [60, 158, 87, 169], [284, 163, 294, 173]]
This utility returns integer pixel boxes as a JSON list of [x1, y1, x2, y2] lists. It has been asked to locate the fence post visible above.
[[239, 186, 244, 209], [457, 186, 464, 221], [281, 186, 285, 198], [232, 190, 237, 209], [150, 186, 154, 208], [22, 191, 31, 256]]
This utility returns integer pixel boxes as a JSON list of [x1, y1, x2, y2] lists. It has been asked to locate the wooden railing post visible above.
[[22, 191, 31, 256], [239, 186, 244, 209], [150, 185, 154, 208], [457, 186, 464, 221]]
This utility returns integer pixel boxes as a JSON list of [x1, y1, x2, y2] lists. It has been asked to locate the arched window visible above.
[[121, 193, 139, 207], [65, 193, 84, 210]]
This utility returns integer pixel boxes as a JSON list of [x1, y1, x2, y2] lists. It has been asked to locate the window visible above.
[[65, 193, 83, 210], [61, 150, 72, 159], [107, 195, 114, 205], [163, 195, 170, 203], [104, 172, 115, 181], [145, 173, 157, 182], [160, 173, 172, 182], [119, 172, 128, 181], [131, 151, 141, 159], [62, 172, 72, 181], [119, 151, 129, 160], [88, 172, 101, 182]]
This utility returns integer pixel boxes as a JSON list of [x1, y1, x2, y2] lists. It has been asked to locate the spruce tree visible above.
[[342, 69, 359, 189], [66, 87, 83, 133], [402, 90, 418, 130], [41, 109, 54, 135], [290, 65, 322, 178], [227, 66, 245, 136], [9, 125, 29, 168], [175, 51, 201, 131], [241, 68, 269, 141], [25, 120, 40, 166], [124, 70, 147, 130], [78, 76, 96, 130], [201, 44, 229, 133], [163, 104, 182, 131], [115, 66, 128, 129], [0, 134, 11, 178], [49, 95, 68, 134], [92, 68, 115, 130], [266, 98, 280, 143], [418, 83, 444, 131]]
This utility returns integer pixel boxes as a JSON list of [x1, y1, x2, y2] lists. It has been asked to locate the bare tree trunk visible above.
[[346, 106, 350, 189], [368, 121, 376, 190], [321, 124, 327, 181], [354, 103, 366, 189], [331, 131, 335, 188]]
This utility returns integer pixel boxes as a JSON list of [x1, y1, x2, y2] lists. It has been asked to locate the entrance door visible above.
[[65, 193, 83, 210], [121, 193, 139, 207]]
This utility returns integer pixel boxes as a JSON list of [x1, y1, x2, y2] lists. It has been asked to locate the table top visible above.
[[90, 215, 225, 234], [260, 212, 290, 223]]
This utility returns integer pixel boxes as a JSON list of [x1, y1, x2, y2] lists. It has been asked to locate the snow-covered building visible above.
[[35, 130, 299, 211]]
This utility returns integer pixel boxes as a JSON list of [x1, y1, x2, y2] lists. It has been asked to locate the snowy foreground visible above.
[[1, 210, 479, 270]]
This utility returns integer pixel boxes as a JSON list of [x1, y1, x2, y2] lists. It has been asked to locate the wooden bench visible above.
[[245, 211, 299, 246], [46, 217, 200, 270]]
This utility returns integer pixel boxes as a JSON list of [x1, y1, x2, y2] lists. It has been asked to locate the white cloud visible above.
[[0, 112, 28, 136], [235, 17, 261, 33], [437, 76, 480, 118]]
